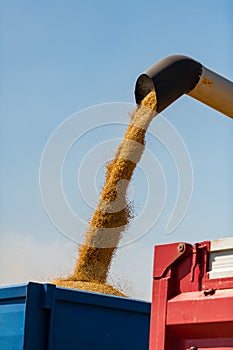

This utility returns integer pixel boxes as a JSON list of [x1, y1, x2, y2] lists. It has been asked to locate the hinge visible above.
[[190, 243, 207, 290]]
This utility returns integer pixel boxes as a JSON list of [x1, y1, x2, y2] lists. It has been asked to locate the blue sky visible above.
[[1, 0, 233, 300]]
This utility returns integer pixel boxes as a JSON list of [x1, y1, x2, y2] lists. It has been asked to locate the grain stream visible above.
[[54, 91, 157, 296]]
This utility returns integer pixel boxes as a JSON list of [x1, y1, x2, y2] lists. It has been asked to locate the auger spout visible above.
[[135, 55, 233, 118]]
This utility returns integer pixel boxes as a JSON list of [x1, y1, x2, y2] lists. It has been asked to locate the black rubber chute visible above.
[[135, 55, 202, 113]]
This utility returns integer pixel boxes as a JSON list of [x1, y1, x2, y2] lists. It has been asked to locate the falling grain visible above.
[[54, 91, 157, 296]]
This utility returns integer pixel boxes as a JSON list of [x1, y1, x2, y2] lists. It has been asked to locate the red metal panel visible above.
[[149, 278, 169, 349], [167, 289, 233, 325], [149, 241, 233, 350], [183, 337, 233, 349]]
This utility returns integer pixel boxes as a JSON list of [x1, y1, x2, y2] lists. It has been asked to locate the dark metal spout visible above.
[[135, 55, 233, 118]]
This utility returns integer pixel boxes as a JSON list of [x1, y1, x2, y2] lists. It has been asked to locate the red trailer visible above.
[[149, 237, 233, 349]]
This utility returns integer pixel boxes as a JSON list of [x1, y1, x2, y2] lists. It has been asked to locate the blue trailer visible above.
[[0, 282, 150, 350]]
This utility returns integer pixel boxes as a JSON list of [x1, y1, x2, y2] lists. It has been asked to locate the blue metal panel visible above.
[[0, 304, 25, 350], [0, 285, 27, 350], [49, 286, 150, 350], [23, 282, 52, 350], [0, 284, 27, 303], [53, 299, 150, 349], [0, 282, 151, 350]]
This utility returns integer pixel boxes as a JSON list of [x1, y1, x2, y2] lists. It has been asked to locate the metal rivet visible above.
[[177, 243, 185, 253]]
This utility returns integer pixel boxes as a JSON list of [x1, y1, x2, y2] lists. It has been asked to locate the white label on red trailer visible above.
[[209, 237, 233, 279]]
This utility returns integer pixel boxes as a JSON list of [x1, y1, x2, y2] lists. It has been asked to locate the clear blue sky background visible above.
[[1, 0, 233, 300]]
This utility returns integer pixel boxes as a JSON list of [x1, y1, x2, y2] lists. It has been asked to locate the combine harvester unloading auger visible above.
[[135, 54, 233, 118]]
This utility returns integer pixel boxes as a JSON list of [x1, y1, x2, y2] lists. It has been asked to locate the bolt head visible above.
[[177, 243, 185, 253]]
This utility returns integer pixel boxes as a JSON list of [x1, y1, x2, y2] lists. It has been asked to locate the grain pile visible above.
[[54, 91, 157, 296]]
